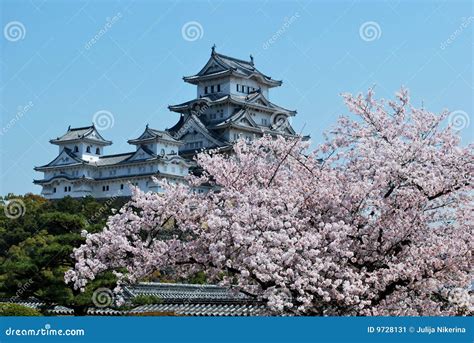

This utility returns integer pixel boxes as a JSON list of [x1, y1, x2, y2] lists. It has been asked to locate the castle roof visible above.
[[34, 145, 189, 173], [1, 282, 266, 316], [34, 148, 87, 171], [183, 48, 282, 87], [169, 91, 296, 116], [92, 152, 135, 166], [171, 114, 228, 150], [128, 125, 183, 145], [49, 125, 112, 145]]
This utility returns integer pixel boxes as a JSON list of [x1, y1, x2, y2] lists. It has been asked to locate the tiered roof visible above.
[[169, 90, 296, 116], [170, 114, 227, 147], [210, 109, 296, 136], [128, 125, 183, 145], [49, 125, 112, 145], [183, 47, 281, 88]]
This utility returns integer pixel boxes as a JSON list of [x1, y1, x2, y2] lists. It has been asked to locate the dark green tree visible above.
[[0, 194, 126, 315]]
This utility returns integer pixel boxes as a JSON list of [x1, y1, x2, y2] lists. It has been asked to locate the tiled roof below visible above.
[[130, 303, 266, 316], [93, 153, 134, 166], [123, 282, 251, 302], [1, 283, 267, 316]]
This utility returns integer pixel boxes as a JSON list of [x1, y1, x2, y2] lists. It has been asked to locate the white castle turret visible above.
[[167, 46, 299, 157]]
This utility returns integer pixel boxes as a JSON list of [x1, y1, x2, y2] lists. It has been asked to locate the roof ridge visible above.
[[68, 125, 94, 131], [136, 282, 223, 288], [99, 152, 134, 159], [215, 52, 252, 66]]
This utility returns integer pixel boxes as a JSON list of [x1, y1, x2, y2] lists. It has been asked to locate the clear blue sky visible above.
[[1, 0, 472, 196]]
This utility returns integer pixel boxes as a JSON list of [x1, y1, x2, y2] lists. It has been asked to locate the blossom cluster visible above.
[[65, 88, 473, 315]]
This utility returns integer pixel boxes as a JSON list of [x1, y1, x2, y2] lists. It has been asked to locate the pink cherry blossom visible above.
[[65, 88, 473, 315]]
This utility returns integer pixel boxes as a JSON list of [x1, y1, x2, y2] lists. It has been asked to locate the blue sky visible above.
[[0, 0, 472, 195]]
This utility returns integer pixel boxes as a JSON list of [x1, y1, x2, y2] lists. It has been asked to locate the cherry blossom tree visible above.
[[66, 88, 473, 315]]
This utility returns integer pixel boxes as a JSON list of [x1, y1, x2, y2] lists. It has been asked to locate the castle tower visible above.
[[167, 47, 298, 156]]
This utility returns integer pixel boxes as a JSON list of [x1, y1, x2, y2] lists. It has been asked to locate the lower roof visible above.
[[1, 282, 267, 316]]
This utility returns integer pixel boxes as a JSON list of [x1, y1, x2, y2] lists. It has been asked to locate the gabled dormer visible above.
[[128, 125, 183, 156], [183, 46, 282, 100], [125, 145, 157, 162], [34, 148, 85, 171], [49, 125, 112, 162]]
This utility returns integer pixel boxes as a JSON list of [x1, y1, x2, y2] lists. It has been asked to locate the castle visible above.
[[34, 47, 299, 199]]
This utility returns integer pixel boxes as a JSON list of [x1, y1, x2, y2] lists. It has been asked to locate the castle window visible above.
[[236, 84, 240, 92], [68, 186, 71, 192], [204, 86, 208, 94], [86, 146, 91, 153], [74, 146, 79, 153], [120, 184, 124, 190], [96, 148, 100, 155], [261, 118, 268, 125], [53, 187, 56, 193], [217, 84, 221, 92], [170, 150, 175, 154], [160, 148, 165, 156], [64, 186, 67, 192], [211, 85, 215, 93]]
